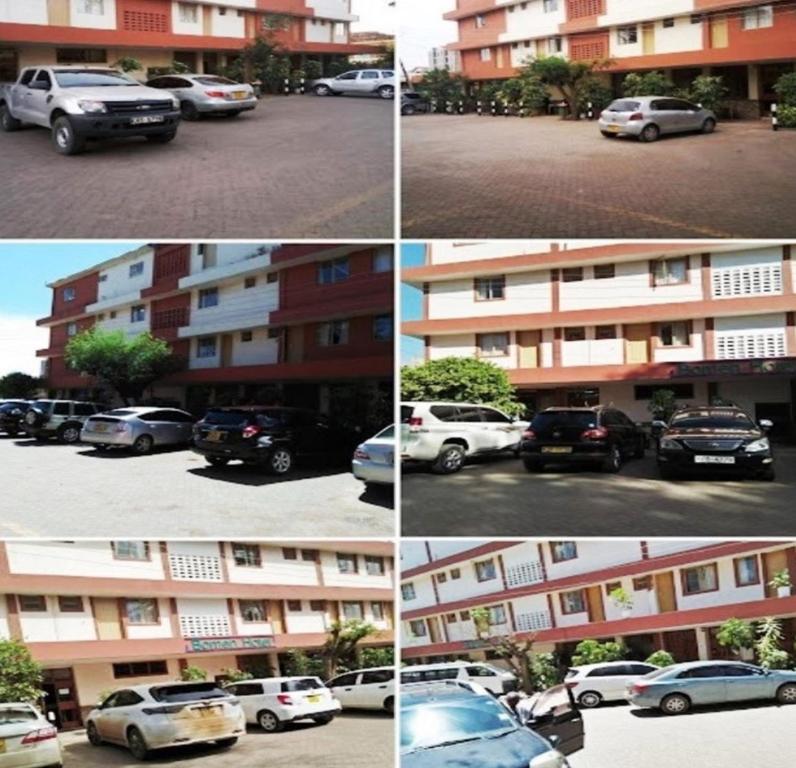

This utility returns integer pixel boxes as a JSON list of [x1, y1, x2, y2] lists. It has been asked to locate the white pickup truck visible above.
[[0, 65, 182, 155]]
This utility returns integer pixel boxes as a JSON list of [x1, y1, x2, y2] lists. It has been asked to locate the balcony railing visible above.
[[505, 560, 545, 588], [515, 610, 553, 633], [169, 554, 223, 582], [180, 615, 231, 638]]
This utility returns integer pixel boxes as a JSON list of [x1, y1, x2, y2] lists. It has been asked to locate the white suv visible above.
[[401, 402, 528, 474], [565, 661, 659, 708], [326, 667, 395, 713], [312, 70, 395, 99], [400, 661, 518, 695], [224, 676, 340, 732]]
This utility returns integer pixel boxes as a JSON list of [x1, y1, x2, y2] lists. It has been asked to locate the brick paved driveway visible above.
[[402, 114, 796, 238], [0, 95, 393, 239]]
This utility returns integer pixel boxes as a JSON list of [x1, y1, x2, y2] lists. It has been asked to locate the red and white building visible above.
[[0, 539, 394, 728], [37, 242, 394, 424], [401, 539, 796, 666], [403, 240, 796, 439], [444, 0, 796, 114], [0, 0, 373, 81]]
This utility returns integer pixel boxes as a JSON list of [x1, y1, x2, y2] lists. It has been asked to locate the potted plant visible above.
[[608, 586, 633, 618], [769, 569, 792, 598]]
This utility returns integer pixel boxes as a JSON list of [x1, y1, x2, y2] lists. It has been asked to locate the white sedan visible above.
[[0, 703, 62, 768]]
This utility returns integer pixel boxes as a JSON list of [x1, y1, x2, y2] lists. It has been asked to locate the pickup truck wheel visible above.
[[0, 104, 21, 132], [431, 444, 465, 474], [378, 85, 395, 99], [146, 132, 176, 144], [180, 101, 200, 120], [52, 116, 85, 155]]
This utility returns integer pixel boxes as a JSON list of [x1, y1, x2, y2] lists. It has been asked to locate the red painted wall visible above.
[[44, 273, 98, 324], [303, 313, 392, 362]]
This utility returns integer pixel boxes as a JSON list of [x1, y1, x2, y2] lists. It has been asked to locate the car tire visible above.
[[384, 696, 394, 714], [701, 117, 716, 134], [258, 710, 284, 732], [760, 467, 776, 482], [776, 682, 796, 704], [52, 115, 86, 156], [402, 105, 415, 116], [180, 101, 200, 120], [602, 445, 622, 473], [578, 691, 602, 708], [126, 726, 150, 760], [658, 464, 677, 480], [86, 722, 103, 746], [660, 693, 690, 715], [267, 447, 294, 476], [522, 458, 545, 473], [378, 85, 395, 99], [146, 132, 176, 144], [639, 123, 660, 143], [0, 103, 21, 132], [57, 424, 82, 444], [314, 84, 332, 96], [313, 714, 334, 725], [132, 435, 154, 455], [600, 130, 618, 138], [431, 444, 466, 474], [215, 737, 238, 748], [25, 409, 46, 428], [207, 456, 230, 467]]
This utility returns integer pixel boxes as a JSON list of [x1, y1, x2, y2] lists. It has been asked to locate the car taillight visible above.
[[631, 682, 648, 694], [409, 416, 423, 428], [581, 427, 608, 440], [628, 112, 644, 121], [242, 425, 261, 439], [142, 704, 184, 715], [205, 90, 225, 98], [115, 423, 128, 432], [354, 448, 370, 460], [564, 681, 578, 690], [277, 694, 293, 705], [522, 429, 537, 440], [22, 726, 57, 744]]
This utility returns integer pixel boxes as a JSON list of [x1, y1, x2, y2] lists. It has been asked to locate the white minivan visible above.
[[224, 677, 341, 732], [565, 661, 660, 708], [326, 667, 395, 713], [400, 661, 518, 695], [401, 402, 528, 474]]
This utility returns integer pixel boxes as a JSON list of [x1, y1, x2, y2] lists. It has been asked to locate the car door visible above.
[[649, 99, 677, 134], [225, 682, 264, 723], [358, 70, 381, 92], [95, 690, 143, 743], [11, 68, 37, 121], [328, 672, 360, 708], [607, 410, 633, 455], [26, 69, 53, 124], [453, 406, 488, 452], [333, 71, 360, 93], [675, 98, 704, 131], [358, 669, 394, 708], [478, 407, 519, 451], [675, 666, 728, 705], [155, 410, 193, 444], [527, 686, 584, 756], [721, 664, 772, 702]]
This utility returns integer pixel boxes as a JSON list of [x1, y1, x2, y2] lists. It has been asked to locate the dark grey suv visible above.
[[22, 400, 107, 443]]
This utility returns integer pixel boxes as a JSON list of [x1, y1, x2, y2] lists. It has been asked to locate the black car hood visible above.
[[664, 427, 762, 440], [403, 729, 550, 768]]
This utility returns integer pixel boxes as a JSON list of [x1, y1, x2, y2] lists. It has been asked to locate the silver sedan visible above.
[[145, 74, 257, 120], [352, 425, 395, 486], [598, 96, 716, 142], [81, 407, 196, 454]]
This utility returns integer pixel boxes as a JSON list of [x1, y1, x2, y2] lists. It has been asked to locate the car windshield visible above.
[[401, 697, 518, 752], [195, 76, 238, 86], [105, 410, 137, 417], [670, 412, 755, 430], [282, 678, 323, 692], [607, 100, 641, 112], [531, 412, 597, 430], [0, 706, 37, 724], [54, 69, 139, 87], [150, 683, 229, 703]]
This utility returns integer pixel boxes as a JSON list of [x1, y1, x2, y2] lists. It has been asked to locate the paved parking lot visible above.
[[569, 700, 796, 768], [0, 95, 393, 239], [402, 115, 796, 238], [59, 711, 392, 767], [401, 446, 796, 537], [0, 435, 394, 537]]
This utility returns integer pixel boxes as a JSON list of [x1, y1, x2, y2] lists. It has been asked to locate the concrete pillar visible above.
[[196, 55, 205, 75], [747, 63, 760, 100], [269, 651, 281, 676], [696, 627, 710, 660]]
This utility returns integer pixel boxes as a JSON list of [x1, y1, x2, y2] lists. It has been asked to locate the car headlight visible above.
[[659, 438, 683, 451], [744, 437, 770, 453], [530, 750, 567, 768], [77, 100, 107, 114], [171, 97, 180, 110]]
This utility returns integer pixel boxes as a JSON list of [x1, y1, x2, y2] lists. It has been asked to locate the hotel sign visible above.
[[185, 636, 275, 654], [673, 359, 796, 379]]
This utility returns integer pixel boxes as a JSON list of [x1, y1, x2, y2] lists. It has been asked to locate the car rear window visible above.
[[255, 411, 295, 428], [670, 411, 755, 430], [606, 100, 641, 112], [0, 707, 38, 724], [106, 409, 137, 416], [400, 405, 415, 424], [203, 410, 253, 427], [195, 76, 238, 86], [150, 683, 229, 703], [281, 678, 322, 692], [531, 411, 597, 430]]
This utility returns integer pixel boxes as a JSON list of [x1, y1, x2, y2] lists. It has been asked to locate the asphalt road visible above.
[[0, 95, 393, 239], [402, 115, 796, 238], [568, 700, 796, 768], [0, 435, 394, 538], [59, 711, 393, 767], [401, 447, 796, 537]]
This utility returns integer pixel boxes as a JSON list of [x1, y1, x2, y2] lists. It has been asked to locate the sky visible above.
[[398, 0, 458, 70], [0, 242, 146, 377], [351, 0, 396, 33], [401, 244, 425, 367]]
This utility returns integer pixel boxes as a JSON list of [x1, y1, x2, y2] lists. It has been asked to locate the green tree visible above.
[[487, 635, 536, 692], [401, 357, 523, 416], [755, 617, 792, 669], [219, 668, 253, 683], [716, 618, 755, 658], [773, 72, 796, 107], [470, 607, 492, 638], [530, 652, 562, 691], [360, 646, 395, 668], [230, 35, 290, 92], [304, 59, 323, 80], [687, 75, 728, 113], [524, 56, 601, 119], [645, 650, 676, 667], [648, 389, 678, 422], [114, 56, 143, 74], [0, 372, 42, 399], [179, 665, 208, 682], [417, 68, 467, 109], [0, 640, 44, 704], [571, 639, 626, 666], [321, 620, 380, 679], [576, 75, 614, 114], [65, 328, 182, 405], [497, 73, 548, 115], [621, 70, 675, 97], [282, 649, 325, 678]]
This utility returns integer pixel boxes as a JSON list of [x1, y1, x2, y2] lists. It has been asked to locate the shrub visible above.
[[778, 105, 796, 128], [716, 618, 755, 655], [688, 75, 728, 112], [645, 650, 675, 668], [622, 71, 674, 97], [576, 75, 614, 114], [773, 72, 796, 107], [304, 59, 323, 80], [571, 639, 626, 666]]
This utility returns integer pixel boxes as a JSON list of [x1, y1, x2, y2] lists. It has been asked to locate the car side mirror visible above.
[[759, 419, 773, 431]]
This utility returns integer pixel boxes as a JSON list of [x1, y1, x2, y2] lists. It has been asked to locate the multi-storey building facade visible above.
[[38, 242, 394, 424], [429, 45, 461, 71], [403, 241, 796, 438], [0, 0, 372, 82], [401, 539, 796, 667], [0, 539, 394, 729], [444, 0, 796, 114]]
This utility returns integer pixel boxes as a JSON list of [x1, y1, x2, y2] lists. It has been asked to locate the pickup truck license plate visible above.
[[130, 115, 164, 125], [542, 446, 572, 454], [694, 455, 735, 465]]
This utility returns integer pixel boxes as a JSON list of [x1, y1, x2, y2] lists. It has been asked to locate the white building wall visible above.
[[429, 272, 552, 319], [284, 602, 328, 634], [428, 333, 477, 361], [95, 249, 154, 306], [230, 329, 279, 367], [0, 0, 48, 24], [675, 557, 767, 611], [211, 5, 245, 37], [601, 0, 694, 27], [97, 302, 150, 338], [183, 281, 279, 338], [553, 597, 589, 628], [305, 18, 333, 43], [126, 598, 172, 640], [307, 0, 356, 22], [0, 598, 9, 640], [501, 0, 566, 42], [227, 546, 317, 586], [653, 15, 704, 54], [69, 0, 117, 29], [561, 329, 623, 367], [172, 2, 204, 35], [652, 318, 706, 363], [609, 24, 643, 59], [543, 540, 643, 580], [18, 596, 96, 643], [321, 551, 393, 590], [429, 241, 558, 266], [603, 576, 659, 622], [645, 540, 725, 558], [176, 597, 231, 637], [402, 574, 436, 611], [597, 380, 711, 422]]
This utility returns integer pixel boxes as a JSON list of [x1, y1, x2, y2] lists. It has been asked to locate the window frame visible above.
[[559, 589, 587, 615], [550, 541, 578, 563], [474, 275, 506, 302], [477, 332, 510, 358], [651, 257, 689, 287], [681, 563, 720, 596], [232, 543, 262, 568], [125, 597, 160, 626], [733, 555, 761, 587], [112, 541, 151, 562]]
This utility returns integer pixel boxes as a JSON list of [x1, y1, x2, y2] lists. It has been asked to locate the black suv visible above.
[[192, 406, 358, 476], [519, 406, 646, 473], [0, 400, 31, 436], [655, 406, 775, 481]]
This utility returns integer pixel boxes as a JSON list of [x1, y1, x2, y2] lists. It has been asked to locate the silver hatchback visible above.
[[598, 96, 716, 142], [146, 74, 257, 120], [81, 407, 196, 454]]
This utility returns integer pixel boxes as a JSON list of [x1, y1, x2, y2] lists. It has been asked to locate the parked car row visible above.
[[401, 400, 777, 481], [0, 65, 257, 155]]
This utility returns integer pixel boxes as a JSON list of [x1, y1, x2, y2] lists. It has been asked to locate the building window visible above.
[[460, 610, 470, 621], [734, 556, 760, 587], [475, 276, 506, 300], [605, 580, 622, 595], [480, 48, 492, 61], [232, 543, 261, 568], [310, 600, 326, 612], [129, 261, 144, 278], [475, 14, 486, 27], [409, 619, 427, 637], [365, 555, 385, 576], [240, 330, 253, 343], [196, 336, 217, 358], [266, 272, 278, 283], [317, 320, 349, 347], [594, 263, 615, 280], [130, 305, 146, 323], [67, 322, 78, 337], [653, 257, 688, 286], [110, 311, 116, 319], [562, 267, 584, 282], [58, 596, 84, 613], [178, 2, 199, 23], [548, 36, 563, 54], [56, 48, 107, 64], [617, 25, 638, 45], [564, 327, 586, 342], [318, 258, 350, 284], [374, 314, 393, 342], [282, 547, 297, 560], [690, 14, 702, 23], [681, 564, 719, 595], [450, 568, 461, 580], [113, 660, 167, 679], [742, 5, 773, 29], [80, 0, 105, 13], [635, 384, 694, 400], [342, 601, 364, 620], [19, 595, 47, 612], [287, 600, 302, 612], [198, 287, 219, 309], [474, 558, 497, 582], [550, 541, 578, 562], [543, 0, 558, 11], [373, 247, 393, 273], [244, 277, 256, 289], [371, 601, 384, 621], [337, 552, 358, 574], [595, 325, 617, 340], [478, 332, 509, 358], [63, 287, 76, 302], [239, 600, 268, 623], [560, 589, 586, 614], [488, 605, 507, 625], [401, 583, 417, 600], [633, 575, 652, 591], [125, 598, 159, 625], [662, 17, 675, 28], [659, 321, 690, 347], [301, 549, 319, 562], [446, 612, 457, 623], [112, 542, 150, 561]]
